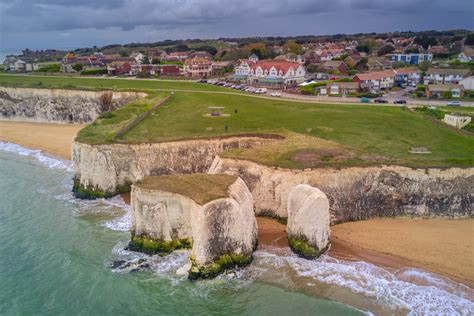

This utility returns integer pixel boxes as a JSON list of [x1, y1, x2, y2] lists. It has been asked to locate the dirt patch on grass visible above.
[[291, 148, 356, 164]]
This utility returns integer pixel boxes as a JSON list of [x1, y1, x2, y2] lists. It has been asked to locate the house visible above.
[[424, 68, 471, 85], [322, 60, 347, 74], [62, 52, 76, 63], [353, 69, 396, 91], [394, 68, 421, 85], [442, 114, 471, 129], [134, 64, 161, 76], [190, 51, 213, 60], [327, 82, 359, 95], [248, 53, 260, 62], [367, 56, 393, 71], [184, 57, 213, 77], [234, 59, 306, 86], [106, 62, 133, 76], [457, 47, 474, 63], [160, 65, 181, 76], [130, 52, 146, 64], [164, 52, 189, 62], [426, 84, 464, 98], [9, 59, 38, 72], [390, 53, 433, 65], [344, 55, 360, 67], [148, 50, 167, 62], [460, 76, 474, 90], [274, 53, 305, 64]]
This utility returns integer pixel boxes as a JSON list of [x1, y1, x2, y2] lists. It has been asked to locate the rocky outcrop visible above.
[[287, 185, 330, 258], [0, 87, 145, 123], [72, 137, 272, 197], [129, 175, 257, 279], [209, 157, 474, 222]]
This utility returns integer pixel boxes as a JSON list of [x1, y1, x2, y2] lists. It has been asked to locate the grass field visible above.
[[0, 73, 231, 93], [1, 74, 474, 168]]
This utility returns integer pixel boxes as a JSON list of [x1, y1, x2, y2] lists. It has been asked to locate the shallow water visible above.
[[1, 142, 473, 315]]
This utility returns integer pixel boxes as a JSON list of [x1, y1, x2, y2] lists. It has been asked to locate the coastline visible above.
[[1, 120, 472, 288]]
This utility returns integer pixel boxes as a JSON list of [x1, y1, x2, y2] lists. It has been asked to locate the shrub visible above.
[[288, 237, 320, 259], [81, 68, 107, 75], [35, 63, 60, 73]]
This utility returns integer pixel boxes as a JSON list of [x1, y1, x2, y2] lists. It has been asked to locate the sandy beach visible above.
[[1, 120, 472, 287], [0, 121, 85, 159]]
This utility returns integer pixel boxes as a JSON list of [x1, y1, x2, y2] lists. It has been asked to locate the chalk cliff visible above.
[[209, 156, 473, 222], [0, 87, 145, 123], [287, 184, 330, 258], [129, 175, 257, 279], [72, 137, 272, 197]]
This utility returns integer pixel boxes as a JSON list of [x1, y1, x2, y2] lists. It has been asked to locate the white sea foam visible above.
[[253, 250, 474, 316], [0, 142, 72, 171], [101, 195, 131, 232]]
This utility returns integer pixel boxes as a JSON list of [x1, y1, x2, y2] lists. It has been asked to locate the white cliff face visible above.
[[0, 87, 145, 123], [72, 137, 271, 195], [131, 186, 197, 241], [191, 178, 257, 265], [130, 176, 257, 267], [287, 184, 330, 253], [209, 156, 474, 222]]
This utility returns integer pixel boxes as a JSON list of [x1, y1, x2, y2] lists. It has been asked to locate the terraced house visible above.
[[424, 68, 471, 85], [353, 69, 396, 92], [234, 57, 306, 87]]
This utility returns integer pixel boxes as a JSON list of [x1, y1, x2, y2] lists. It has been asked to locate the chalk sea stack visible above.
[[129, 173, 258, 279]]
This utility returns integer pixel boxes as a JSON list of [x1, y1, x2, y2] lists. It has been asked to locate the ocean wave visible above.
[[253, 250, 474, 316], [0, 142, 72, 171]]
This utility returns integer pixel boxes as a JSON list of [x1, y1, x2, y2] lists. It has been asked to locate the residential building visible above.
[[190, 51, 213, 60], [274, 53, 305, 64], [460, 76, 474, 90], [106, 62, 133, 76], [390, 53, 433, 65], [457, 47, 473, 63], [184, 57, 213, 77], [322, 60, 347, 74], [367, 56, 393, 71], [353, 69, 396, 91], [394, 68, 421, 85], [134, 64, 161, 75], [426, 84, 464, 98], [9, 59, 38, 72], [424, 68, 471, 85], [442, 114, 471, 129], [234, 59, 306, 86], [248, 53, 260, 63], [130, 52, 146, 64], [160, 65, 181, 76], [164, 52, 189, 62], [327, 82, 359, 95]]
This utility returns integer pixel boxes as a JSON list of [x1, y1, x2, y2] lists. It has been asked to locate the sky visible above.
[[0, 0, 473, 51]]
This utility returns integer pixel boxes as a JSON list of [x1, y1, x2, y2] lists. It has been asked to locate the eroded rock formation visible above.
[[0, 87, 145, 123], [129, 175, 257, 279], [287, 184, 330, 258]]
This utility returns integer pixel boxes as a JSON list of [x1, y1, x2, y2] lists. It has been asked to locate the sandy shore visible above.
[[0, 121, 85, 159]]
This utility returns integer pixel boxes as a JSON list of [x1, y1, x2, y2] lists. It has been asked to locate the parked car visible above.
[[447, 101, 461, 107], [394, 99, 407, 104], [374, 99, 388, 103], [360, 97, 370, 103], [255, 88, 267, 94], [270, 92, 281, 97]]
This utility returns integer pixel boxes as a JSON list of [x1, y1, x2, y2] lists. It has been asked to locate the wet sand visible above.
[[0, 121, 85, 159]]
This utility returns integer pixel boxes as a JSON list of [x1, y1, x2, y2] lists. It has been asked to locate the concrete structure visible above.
[[424, 69, 471, 85], [426, 84, 464, 98], [442, 114, 471, 129], [391, 53, 433, 65], [353, 70, 396, 91]]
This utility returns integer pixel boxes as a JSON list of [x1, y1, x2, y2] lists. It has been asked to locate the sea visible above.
[[1, 142, 473, 315]]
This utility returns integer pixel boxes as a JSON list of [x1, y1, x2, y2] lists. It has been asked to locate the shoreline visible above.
[[1, 120, 472, 289]]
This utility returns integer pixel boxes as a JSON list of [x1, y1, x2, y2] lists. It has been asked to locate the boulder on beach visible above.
[[287, 184, 330, 259]]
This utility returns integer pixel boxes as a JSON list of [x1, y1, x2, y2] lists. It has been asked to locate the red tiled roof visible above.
[[395, 68, 420, 75], [249, 60, 300, 74]]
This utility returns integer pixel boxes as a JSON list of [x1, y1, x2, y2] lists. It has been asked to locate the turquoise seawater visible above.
[[1, 143, 473, 315]]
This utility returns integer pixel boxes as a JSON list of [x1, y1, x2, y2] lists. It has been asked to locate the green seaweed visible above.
[[127, 235, 192, 256], [72, 178, 131, 200], [188, 253, 252, 280], [288, 237, 327, 259]]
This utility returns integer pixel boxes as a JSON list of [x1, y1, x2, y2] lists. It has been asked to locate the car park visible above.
[[447, 101, 461, 107]]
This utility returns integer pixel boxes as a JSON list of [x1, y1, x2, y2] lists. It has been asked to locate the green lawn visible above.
[[0, 73, 231, 93], [117, 92, 473, 168]]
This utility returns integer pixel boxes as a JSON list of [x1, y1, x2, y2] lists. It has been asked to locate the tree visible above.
[[119, 50, 129, 57], [378, 44, 395, 56], [72, 63, 83, 72], [356, 57, 368, 71], [442, 91, 452, 99], [142, 56, 150, 64], [414, 36, 438, 49], [282, 40, 303, 55], [152, 58, 161, 64], [418, 60, 431, 72], [405, 48, 420, 54], [465, 33, 474, 46], [306, 64, 318, 73], [393, 61, 407, 69], [356, 44, 370, 54]]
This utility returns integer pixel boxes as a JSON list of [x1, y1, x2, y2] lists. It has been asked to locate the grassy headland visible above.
[[1, 74, 473, 168]]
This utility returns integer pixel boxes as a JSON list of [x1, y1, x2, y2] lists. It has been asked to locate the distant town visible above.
[[3, 30, 473, 102]]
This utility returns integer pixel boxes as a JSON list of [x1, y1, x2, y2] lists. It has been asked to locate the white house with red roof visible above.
[[234, 58, 306, 86], [353, 69, 396, 91]]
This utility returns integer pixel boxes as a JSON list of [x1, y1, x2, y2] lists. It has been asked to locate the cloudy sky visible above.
[[0, 0, 472, 51]]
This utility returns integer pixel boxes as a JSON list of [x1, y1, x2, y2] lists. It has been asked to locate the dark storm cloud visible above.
[[0, 0, 472, 49]]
